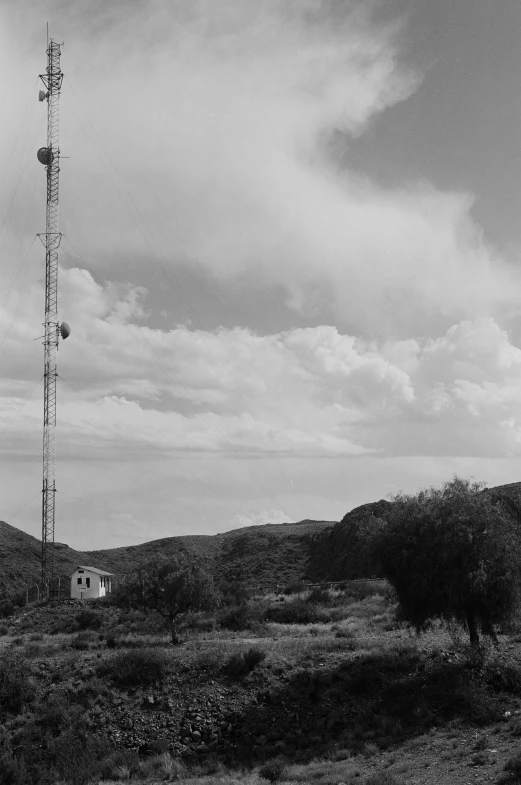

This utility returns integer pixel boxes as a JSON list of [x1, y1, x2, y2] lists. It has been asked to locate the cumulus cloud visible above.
[[3, 268, 521, 466], [4, 1, 521, 546], [46, 1, 521, 337], [2, 0, 519, 340]]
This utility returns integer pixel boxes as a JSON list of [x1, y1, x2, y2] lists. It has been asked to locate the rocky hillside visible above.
[[306, 480, 521, 582], [3, 479, 521, 598], [0, 519, 335, 597]]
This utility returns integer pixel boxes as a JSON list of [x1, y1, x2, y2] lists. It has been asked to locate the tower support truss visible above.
[[38, 40, 63, 590]]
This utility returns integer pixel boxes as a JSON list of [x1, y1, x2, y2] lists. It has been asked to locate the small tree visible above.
[[370, 476, 521, 647], [121, 555, 219, 643]]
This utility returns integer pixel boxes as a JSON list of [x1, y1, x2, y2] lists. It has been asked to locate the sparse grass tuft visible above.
[[224, 645, 266, 679], [364, 773, 406, 785], [98, 648, 168, 687]]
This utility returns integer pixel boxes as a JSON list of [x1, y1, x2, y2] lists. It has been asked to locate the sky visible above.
[[3, 0, 521, 550]]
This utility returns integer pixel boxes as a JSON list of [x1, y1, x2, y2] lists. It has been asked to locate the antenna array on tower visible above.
[[37, 39, 69, 593]]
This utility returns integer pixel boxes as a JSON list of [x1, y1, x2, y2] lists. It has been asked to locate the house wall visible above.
[[70, 569, 111, 599]]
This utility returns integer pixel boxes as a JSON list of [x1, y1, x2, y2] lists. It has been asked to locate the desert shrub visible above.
[[341, 580, 389, 603], [259, 759, 287, 783], [23, 643, 42, 658], [283, 580, 304, 595], [306, 587, 332, 605], [99, 648, 168, 687], [224, 653, 248, 679], [0, 651, 34, 713], [37, 693, 76, 735], [243, 646, 266, 670], [140, 752, 186, 780], [224, 646, 266, 679], [0, 600, 15, 619], [219, 580, 250, 606], [501, 752, 521, 783], [0, 752, 27, 785], [482, 661, 521, 694], [71, 631, 98, 650], [42, 728, 113, 785], [182, 612, 215, 633], [0, 625, 8, 637], [364, 773, 405, 785], [75, 609, 102, 631], [218, 602, 265, 631], [265, 599, 330, 624], [8, 702, 114, 785], [193, 648, 225, 673], [98, 749, 140, 779]]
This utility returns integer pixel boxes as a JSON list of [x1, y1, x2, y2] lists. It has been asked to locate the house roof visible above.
[[71, 565, 114, 577]]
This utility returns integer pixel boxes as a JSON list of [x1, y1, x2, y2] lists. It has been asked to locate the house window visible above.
[[77, 577, 82, 585], [78, 569, 84, 574], [86, 578, 91, 588]]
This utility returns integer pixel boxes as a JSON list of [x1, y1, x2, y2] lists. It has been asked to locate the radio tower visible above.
[[37, 39, 70, 593]]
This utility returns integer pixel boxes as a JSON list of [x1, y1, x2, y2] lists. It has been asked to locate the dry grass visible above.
[[3, 583, 521, 785]]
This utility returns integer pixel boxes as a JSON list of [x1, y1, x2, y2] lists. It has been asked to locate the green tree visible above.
[[121, 555, 219, 643], [370, 476, 521, 647]]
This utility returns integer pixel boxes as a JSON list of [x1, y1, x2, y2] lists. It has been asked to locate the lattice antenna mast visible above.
[[37, 39, 68, 590]]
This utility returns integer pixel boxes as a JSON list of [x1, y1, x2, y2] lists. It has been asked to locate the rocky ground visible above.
[[4, 595, 521, 783]]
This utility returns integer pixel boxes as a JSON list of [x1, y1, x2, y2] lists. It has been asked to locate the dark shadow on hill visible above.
[[212, 646, 521, 766]]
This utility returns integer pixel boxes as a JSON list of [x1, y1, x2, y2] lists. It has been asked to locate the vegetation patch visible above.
[[0, 650, 34, 713], [98, 648, 168, 687], [265, 599, 331, 625]]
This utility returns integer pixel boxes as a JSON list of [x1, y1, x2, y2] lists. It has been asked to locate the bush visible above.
[[259, 759, 287, 783], [224, 653, 249, 679], [265, 599, 331, 625], [219, 581, 250, 606], [218, 602, 265, 631], [243, 646, 266, 671], [224, 647, 266, 679], [0, 600, 15, 619], [71, 631, 99, 650], [98, 749, 140, 780], [193, 648, 225, 673], [306, 587, 332, 606], [75, 609, 102, 630], [0, 651, 34, 713], [99, 649, 168, 687], [0, 752, 27, 785], [283, 580, 304, 595]]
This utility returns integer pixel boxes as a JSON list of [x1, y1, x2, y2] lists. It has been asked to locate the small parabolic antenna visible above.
[[60, 322, 71, 340], [39, 90, 48, 102], [37, 147, 54, 166]]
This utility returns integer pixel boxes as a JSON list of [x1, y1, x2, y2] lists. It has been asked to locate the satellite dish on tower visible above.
[[39, 90, 48, 102], [60, 322, 71, 340], [37, 147, 54, 166]]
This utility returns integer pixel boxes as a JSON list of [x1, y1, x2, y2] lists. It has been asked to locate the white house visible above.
[[70, 565, 113, 600]]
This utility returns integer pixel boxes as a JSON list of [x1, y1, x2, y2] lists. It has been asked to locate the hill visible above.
[[306, 480, 521, 582], [3, 479, 521, 598], [0, 518, 336, 598]]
